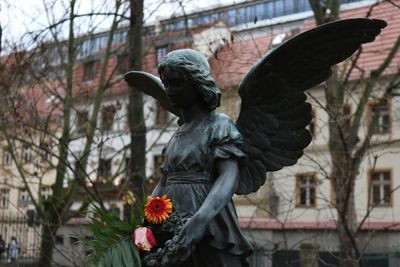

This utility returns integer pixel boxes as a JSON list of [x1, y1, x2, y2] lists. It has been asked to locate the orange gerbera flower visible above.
[[144, 195, 173, 224]]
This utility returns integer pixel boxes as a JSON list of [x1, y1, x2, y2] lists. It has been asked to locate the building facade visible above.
[[1, 0, 399, 266]]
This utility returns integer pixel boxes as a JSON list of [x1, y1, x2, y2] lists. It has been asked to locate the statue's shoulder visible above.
[[210, 112, 233, 123]]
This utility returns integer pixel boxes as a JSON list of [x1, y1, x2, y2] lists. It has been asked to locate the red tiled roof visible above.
[[210, 1, 400, 89], [210, 35, 272, 89]]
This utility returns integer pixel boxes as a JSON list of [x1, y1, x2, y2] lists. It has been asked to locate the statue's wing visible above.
[[124, 71, 180, 117], [235, 18, 387, 195]]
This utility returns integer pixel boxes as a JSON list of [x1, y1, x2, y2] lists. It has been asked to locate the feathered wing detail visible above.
[[124, 71, 180, 117], [235, 18, 387, 195]]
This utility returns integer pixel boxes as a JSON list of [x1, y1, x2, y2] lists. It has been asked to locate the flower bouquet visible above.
[[135, 196, 191, 267], [84, 195, 191, 267]]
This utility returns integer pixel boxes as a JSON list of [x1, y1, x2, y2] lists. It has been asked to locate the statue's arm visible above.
[[151, 175, 167, 197], [176, 158, 239, 245]]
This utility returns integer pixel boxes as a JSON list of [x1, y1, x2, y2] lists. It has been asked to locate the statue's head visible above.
[[158, 49, 220, 111]]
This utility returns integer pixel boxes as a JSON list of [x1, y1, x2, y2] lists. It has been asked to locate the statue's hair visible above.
[[158, 49, 221, 111]]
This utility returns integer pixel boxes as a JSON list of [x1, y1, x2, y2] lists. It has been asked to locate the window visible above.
[[284, 0, 295, 15], [244, 6, 254, 24], [101, 105, 117, 132], [82, 60, 99, 81], [52, 68, 66, 79], [23, 145, 32, 164], [250, 247, 270, 267], [156, 46, 168, 63], [0, 188, 9, 208], [98, 158, 112, 180], [274, 0, 285, 17], [368, 99, 391, 134], [117, 54, 129, 75], [227, 10, 236, 26], [236, 7, 245, 24], [155, 102, 168, 125], [113, 31, 127, 45], [264, 2, 274, 18], [72, 158, 85, 180], [41, 186, 52, 201], [18, 188, 31, 206], [160, 0, 364, 30], [255, 3, 265, 20], [144, 26, 155, 36], [369, 169, 392, 206], [76, 110, 89, 134], [3, 148, 12, 166], [40, 143, 52, 161], [296, 173, 316, 207], [296, 0, 309, 12]]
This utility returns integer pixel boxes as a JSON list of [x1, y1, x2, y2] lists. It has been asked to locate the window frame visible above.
[[116, 53, 129, 75], [98, 158, 112, 181], [368, 168, 392, 207], [0, 188, 10, 209], [82, 59, 99, 82], [3, 148, 12, 166], [40, 143, 52, 162], [295, 172, 317, 208], [156, 46, 169, 63], [76, 109, 89, 135], [367, 98, 391, 135], [18, 188, 31, 207], [22, 145, 32, 164], [101, 105, 117, 132], [41, 185, 52, 201]]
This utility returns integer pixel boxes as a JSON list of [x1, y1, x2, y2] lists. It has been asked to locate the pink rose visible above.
[[133, 227, 157, 252]]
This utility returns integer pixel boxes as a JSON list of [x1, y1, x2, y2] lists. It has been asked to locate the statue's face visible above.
[[161, 66, 200, 109]]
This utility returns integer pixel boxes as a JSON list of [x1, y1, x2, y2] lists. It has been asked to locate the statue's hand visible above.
[[175, 214, 208, 247], [160, 236, 191, 267], [157, 213, 206, 267]]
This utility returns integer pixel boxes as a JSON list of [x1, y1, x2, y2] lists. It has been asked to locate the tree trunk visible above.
[[312, 1, 362, 263], [128, 0, 146, 208], [326, 71, 361, 267], [36, 222, 57, 267], [334, 170, 360, 267]]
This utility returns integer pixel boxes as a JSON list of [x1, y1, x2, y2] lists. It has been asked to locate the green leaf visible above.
[[112, 243, 123, 267], [130, 241, 141, 267], [103, 250, 112, 267], [93, 239, 142, 267], [81, 206, 143, 266], [121, 239, 134, 267]]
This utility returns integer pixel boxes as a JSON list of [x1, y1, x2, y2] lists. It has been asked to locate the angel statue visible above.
[[125, 18, 386, 267]]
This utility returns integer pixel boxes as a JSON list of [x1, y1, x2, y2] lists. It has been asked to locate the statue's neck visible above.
[[180, 103, 210, 125]]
